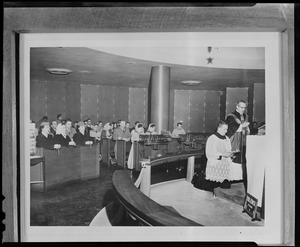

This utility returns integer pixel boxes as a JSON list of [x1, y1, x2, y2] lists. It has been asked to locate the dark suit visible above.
[[73, 131, 93, 146], [54, 134, 71, 147], [36, 133, 56, 150]]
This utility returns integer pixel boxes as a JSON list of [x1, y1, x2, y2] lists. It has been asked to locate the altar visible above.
[[245, 135, 266, 219]]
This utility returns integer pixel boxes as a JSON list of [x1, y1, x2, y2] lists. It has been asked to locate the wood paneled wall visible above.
[[31, 82, 148, 126], [253, 83, 265, 124], [129, 88, 148, 126], [31, 83, 264, 132], [81, 85, 130, 123], [30, 80, 81, 123], [81, 85, 147, 125], [173, 90, 221, 133], [225, 87, 249, 116], [30, 80, 66, 123]]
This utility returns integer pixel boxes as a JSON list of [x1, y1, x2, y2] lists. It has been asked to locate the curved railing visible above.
[[112, 150, 204, 226]]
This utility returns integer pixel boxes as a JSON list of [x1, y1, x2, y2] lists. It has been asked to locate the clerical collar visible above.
[[214, 132, 226, 140]]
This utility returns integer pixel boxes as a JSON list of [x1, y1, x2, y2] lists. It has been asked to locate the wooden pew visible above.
[[116, 140, 131, 169], [31, 143, 100, 191], [100, 138, 115, 166]]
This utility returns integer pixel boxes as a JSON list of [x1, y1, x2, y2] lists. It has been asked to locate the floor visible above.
[[30, 162, 185, 226], [150, 179, 263, 226], [30, 161, 263, 226]]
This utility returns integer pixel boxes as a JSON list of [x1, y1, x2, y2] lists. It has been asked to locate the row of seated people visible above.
[[34, 116, 188, 150], [35, 121, 94, 150]]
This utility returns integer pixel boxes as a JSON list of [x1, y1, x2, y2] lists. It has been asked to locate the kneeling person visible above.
[[205, 121, 242, 189]]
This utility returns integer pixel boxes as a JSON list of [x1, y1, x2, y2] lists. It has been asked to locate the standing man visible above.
[[113, 120, 131, 163], [225, 100, 250, 191]]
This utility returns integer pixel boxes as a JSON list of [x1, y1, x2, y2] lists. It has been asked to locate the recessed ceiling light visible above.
[[46, 68, 72, 75], [80, 70, 90, 73], [181, 80, 202, 86]]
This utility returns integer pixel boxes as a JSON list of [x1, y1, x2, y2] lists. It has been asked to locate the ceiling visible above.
[[30, 47, 265, 91]]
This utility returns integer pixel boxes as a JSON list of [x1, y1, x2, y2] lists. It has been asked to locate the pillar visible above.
[[149, 65, 170, 134]]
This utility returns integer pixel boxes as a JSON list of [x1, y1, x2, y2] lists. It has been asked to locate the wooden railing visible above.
[[113, 170, 201, 226], [112, 150, 204, 226], [102, 133, 210, 170]]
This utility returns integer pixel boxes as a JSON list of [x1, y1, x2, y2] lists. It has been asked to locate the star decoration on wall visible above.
[[207, 57, 213, 64]]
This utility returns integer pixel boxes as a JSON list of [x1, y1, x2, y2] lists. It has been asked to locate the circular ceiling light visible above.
[[46, 68, 72, 75], [181, 80, 202, 86]]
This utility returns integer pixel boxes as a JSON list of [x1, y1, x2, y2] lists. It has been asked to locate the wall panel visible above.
[[114, 87, 129, 121], [174, 90, 190, 131], [98, 85, 114, 123], [30, 80, 47, 122], [80, 84, 98, 122], [65, 82, 81, 122], [253, 83, 265, 124], [189, 91, 205, 132], [205, 91, 221, 132], [174, 90, 221, 133], [225, 87, 249, 116], [129, 88, 148, 126], [46, 81, 66, 121], [189, 118, 205, 132]]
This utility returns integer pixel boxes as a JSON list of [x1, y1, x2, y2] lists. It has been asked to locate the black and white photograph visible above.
[[19, 31, 282, 243], [3, 4, 295, 245]]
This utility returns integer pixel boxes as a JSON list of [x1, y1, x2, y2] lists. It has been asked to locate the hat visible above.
[[40, 122, 49, 127], [78, 121, 84, 126]]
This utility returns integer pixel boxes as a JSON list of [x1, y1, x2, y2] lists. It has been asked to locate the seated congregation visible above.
[[31, 112, 247, 193]]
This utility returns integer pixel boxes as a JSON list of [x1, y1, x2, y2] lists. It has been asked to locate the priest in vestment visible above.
[[225, 100, 250, 191]]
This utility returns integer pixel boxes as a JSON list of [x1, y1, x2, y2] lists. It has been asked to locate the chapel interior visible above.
[[29, 43, 265, 227]]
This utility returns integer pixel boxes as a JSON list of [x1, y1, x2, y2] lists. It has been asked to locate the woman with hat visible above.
[[146, 123, 157, 135]]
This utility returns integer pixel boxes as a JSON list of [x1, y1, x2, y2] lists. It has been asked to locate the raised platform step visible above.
[[214, 182, 246, 206], [150, 180, 263, 226]]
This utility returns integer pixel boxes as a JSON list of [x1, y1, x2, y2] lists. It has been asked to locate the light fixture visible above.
[[181, 80, 202, 86], [46, 68, 72, 75]]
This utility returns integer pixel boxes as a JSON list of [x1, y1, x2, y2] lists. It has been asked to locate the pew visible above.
[[31, 143, 100, 191], [99, 133, 211, 171], [100, 138, 115, 166]]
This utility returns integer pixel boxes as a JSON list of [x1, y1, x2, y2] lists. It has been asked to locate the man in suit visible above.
[[65, 118, 76, 141], [49, 120, 57, 138], [112, 120, 131, 163]]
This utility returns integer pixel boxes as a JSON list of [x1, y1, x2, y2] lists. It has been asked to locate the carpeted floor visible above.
[[30, 161, 186, 226]]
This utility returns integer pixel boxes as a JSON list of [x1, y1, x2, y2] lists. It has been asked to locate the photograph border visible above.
[[3, 4, 295, 245]]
